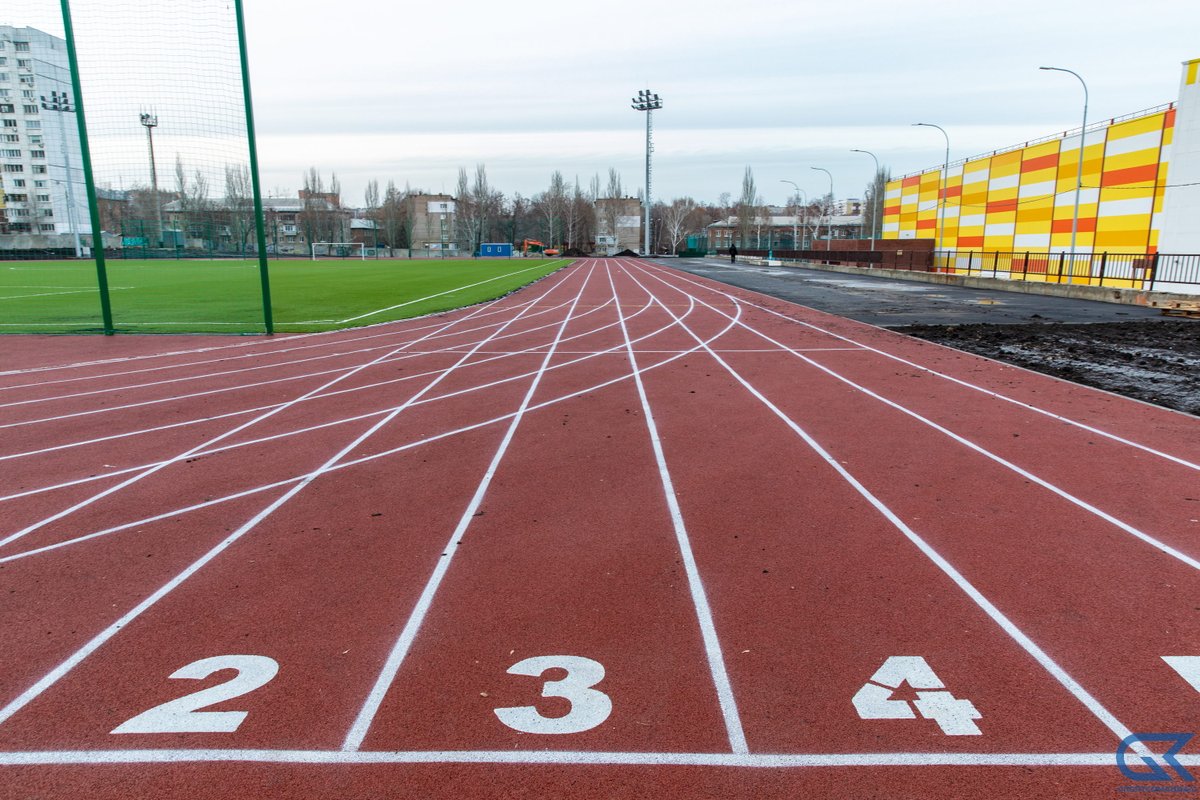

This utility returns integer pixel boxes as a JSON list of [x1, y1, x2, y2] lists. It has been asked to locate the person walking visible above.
[[729, 243, 738, 264]]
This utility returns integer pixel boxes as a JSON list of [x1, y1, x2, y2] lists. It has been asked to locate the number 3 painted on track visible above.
[[494, 655, 612, 734], [111, 655, 279, 734]]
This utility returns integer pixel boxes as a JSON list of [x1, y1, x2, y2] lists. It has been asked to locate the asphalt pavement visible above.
[[667, 258, 1167, 326]]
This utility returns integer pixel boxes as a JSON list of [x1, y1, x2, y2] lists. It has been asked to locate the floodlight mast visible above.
[[39, 90, 82, 257], [631, 89, 663, 255], [140, 111, 163, 247]]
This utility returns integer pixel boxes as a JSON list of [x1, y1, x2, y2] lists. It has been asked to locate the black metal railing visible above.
[[739, 249, 1200, 291]]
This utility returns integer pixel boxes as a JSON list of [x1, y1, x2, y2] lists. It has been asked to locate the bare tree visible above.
[[735, 166, 760, 248], [662, 196, 697, 255], [861, 166, 891, 243], [224, 164, 254, 254]]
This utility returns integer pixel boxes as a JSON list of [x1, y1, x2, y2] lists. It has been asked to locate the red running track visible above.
[[1, 259, 1198, 799]]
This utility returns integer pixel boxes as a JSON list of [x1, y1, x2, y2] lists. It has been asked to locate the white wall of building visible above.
[[1159, 59, 1200, 255]]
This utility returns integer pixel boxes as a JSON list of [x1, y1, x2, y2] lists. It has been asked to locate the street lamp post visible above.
[[811, 167, 834, 251], [630, 89, 663, 256], [38, 90, 83, 258], [780, 180, 807, 252], [850, 149, 881, 251], [912, 123, 950, 269], [1040, 66, 1089, 278]]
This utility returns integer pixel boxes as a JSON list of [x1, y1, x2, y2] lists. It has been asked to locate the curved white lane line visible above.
[[340, 265, 597, 750], [0, 265, 591, 732], [0, 269, 585, 550], [0, 296, 665, 499], [606, 262, 747, 754], [644, 263, 1200, 472], [618, 261, 1138, 749], [0, 296, 742, 577], [0, 260, 572, 381], [0, 295, 659, 470], [634, 263, 1200, 571]]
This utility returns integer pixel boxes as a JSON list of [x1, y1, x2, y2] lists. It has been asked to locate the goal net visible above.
[[4, 0, 274, 333], [311, 242, 366, 260]]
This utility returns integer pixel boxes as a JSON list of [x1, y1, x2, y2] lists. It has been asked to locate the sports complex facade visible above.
[[882, 57, 1200, 292]]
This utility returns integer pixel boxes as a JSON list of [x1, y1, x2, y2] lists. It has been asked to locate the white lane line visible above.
[[337, 260, 569, 323], [0, 263, 570, 381], [618, 262, 1139, 747], [0, 297, 742, 567], [0, 266, 588, 731], [0, 270, 580, 550], [606, 264, 748, 754], [0, 294, 604, 412], [0, 297, 664, 499], [0, 285, 588, 398], [0, 295, 590, 432], [636, 264, 1200, 572], [0, 748, 1143, 767], [341, 265, 594, 752], [646, 264, 1200, 472]]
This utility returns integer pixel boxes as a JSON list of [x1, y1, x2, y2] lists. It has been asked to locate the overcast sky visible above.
[[8, 0, 1198, 206]]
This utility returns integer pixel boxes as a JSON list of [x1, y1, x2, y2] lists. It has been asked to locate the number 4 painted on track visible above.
[[852, 656, 982, 736], [1163, 656, 1200, 693]]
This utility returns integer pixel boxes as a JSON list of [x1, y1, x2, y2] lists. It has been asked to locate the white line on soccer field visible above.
[[0, 268, 589, 731], [0, 289, 103, 301], [0, 297, 740, 567], [342, 265, 592, 751], [638, 263, 1200, 571], [607, 263, 748, 754], [0, 748, 1137, 767], [337, 259, 570, 323], [647, 264, 1200, 474], [0, 262, 569, 381], [619, 260, 1140, 748]]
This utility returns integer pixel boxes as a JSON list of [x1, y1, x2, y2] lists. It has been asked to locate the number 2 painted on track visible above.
[[494, 655, 612, 734], [111, 655, 279, 734]]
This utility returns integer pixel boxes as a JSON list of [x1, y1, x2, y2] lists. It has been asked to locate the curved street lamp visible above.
[[1040, 66, 1089, 274], [850, 149, 881, 251], [811, 167, 833, 250], [780, 179, 807, 251], [912, 123, 950, 266]]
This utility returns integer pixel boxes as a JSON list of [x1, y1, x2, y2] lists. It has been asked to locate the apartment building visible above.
[[0, 26, 89, 240]]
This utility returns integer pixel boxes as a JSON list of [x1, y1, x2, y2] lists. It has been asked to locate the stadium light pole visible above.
[[39, 90, 83, 258], [139, 111, 163, 248], [912, 123, 950, 267], [631, 89, 663, 255], [811, 167, 833, 251], [1040, 66, 1089, 276], [850, 149, 881, 251], [780, 179, 806, 251]]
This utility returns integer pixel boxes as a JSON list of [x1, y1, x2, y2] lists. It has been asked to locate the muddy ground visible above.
[[891, 319, 1200, 417]]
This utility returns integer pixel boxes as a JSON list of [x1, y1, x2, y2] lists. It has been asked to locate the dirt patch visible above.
[[890, 319, 1200, 416]]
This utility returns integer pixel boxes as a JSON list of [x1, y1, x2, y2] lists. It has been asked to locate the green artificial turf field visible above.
[[0, 258, 570, 334]]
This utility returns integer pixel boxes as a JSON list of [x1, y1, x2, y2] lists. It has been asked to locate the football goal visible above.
[[311, 242, 366, 260]]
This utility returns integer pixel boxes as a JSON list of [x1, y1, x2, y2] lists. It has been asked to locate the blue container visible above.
[[479, 243, 514, 258]]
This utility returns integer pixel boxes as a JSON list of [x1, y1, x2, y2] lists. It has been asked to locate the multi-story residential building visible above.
[[407, 193, 458, 253], [0, 26, 88, 241], [594, 197, 642, 254]]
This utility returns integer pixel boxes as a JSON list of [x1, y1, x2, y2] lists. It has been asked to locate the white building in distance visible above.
[[0, 26, 89, 240]]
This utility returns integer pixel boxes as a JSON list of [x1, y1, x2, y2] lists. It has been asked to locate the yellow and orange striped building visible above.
[[882, 105, 1174, 255]]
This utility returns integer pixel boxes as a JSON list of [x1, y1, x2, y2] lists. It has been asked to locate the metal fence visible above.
[[740, 249, 1200, 292]]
